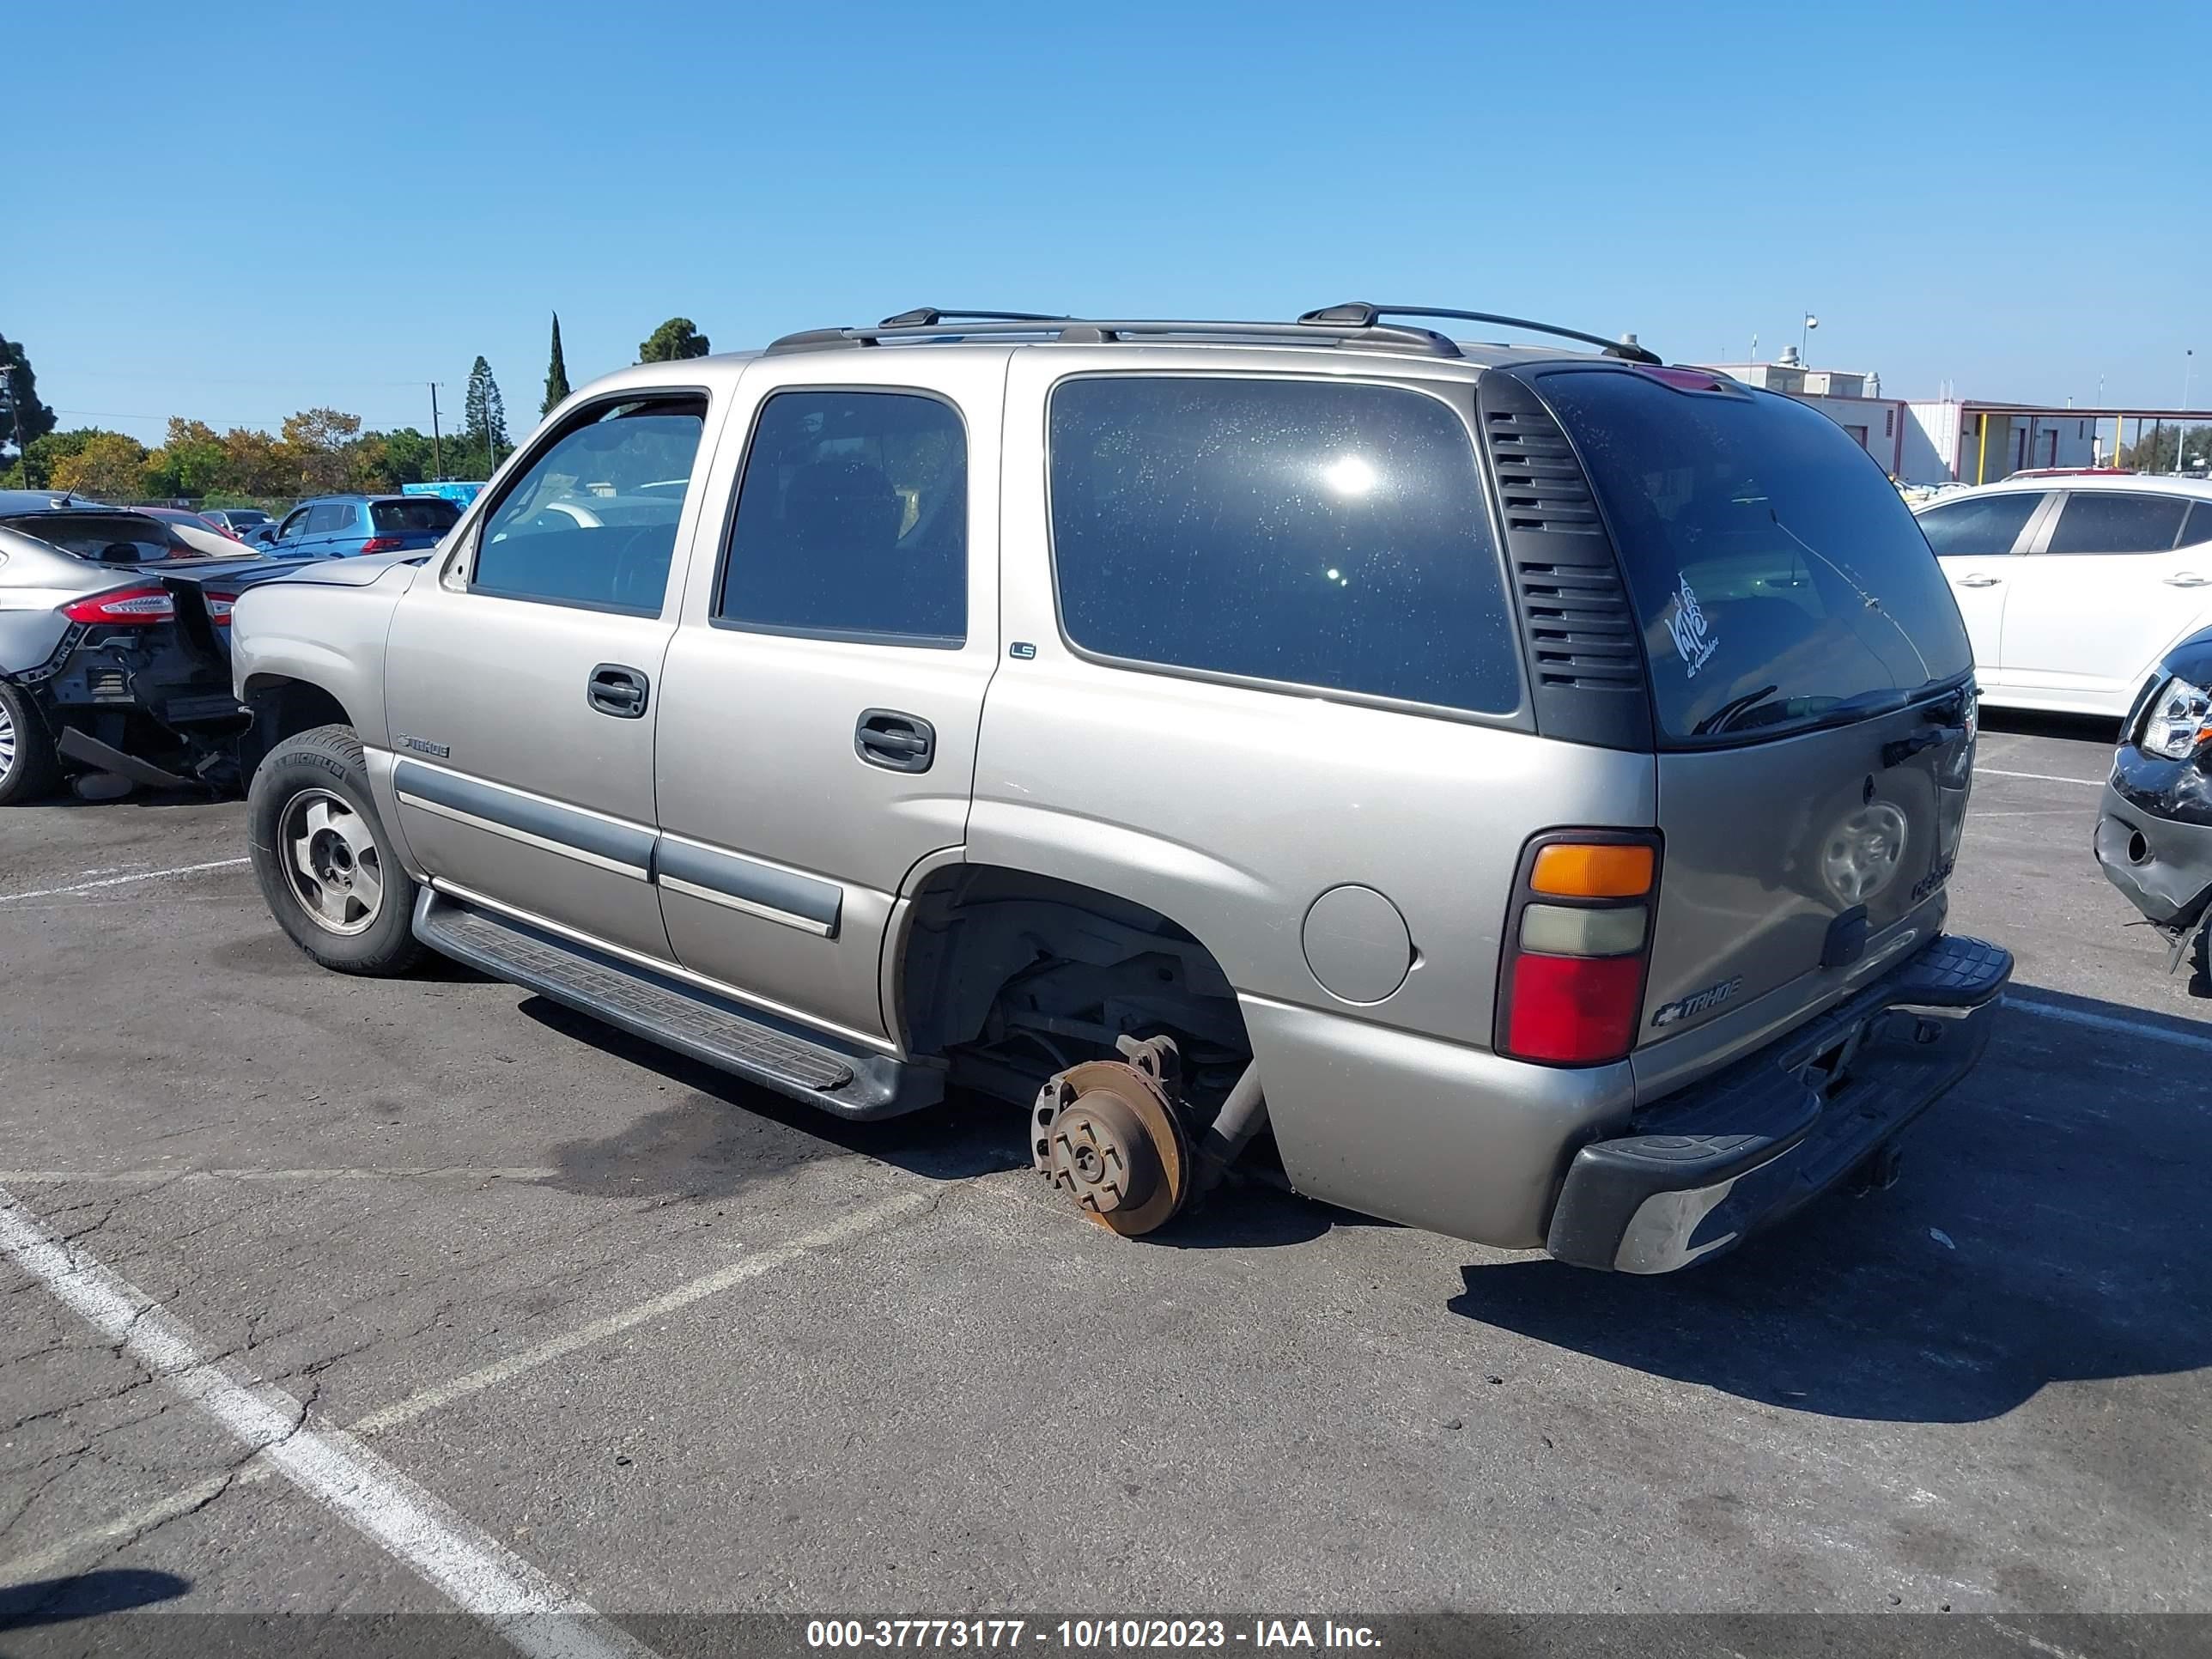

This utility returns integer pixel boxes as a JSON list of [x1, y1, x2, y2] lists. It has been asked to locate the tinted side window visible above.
[[718, 391, 966, 643], [277, 508, 312, 539], [2185, 501, 2212, 548], [473, 397, 708, 611], [1048, 377, 1519, 714], [2046, 492, 2191, 555], [1916, 493, 2041, 558]]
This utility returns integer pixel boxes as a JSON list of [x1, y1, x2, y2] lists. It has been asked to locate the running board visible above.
[[413, 890, 942, 1120]]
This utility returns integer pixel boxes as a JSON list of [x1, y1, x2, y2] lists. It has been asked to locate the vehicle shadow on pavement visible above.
[[0, 1569, 189, 1630], [518, 998, 1340, 1245], [1447, 992, 2212, 1423]]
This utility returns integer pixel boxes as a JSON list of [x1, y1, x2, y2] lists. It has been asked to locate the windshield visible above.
[[1535, 369, 1972, 744]]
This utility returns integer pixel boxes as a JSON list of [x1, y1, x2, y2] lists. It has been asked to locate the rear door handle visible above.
[[1955, 574, 2002, 588], [855, 708, 934, 773], [587, 663, 649, 719], [2163, 573, 2209, 588]]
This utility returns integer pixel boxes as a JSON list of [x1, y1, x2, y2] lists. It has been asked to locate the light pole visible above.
[[1802, 313, 1819, 362], [2180, 349, 2194, 476]]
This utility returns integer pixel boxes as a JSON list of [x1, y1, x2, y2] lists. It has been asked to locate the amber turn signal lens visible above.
[[1530, 842, 1655, 899]]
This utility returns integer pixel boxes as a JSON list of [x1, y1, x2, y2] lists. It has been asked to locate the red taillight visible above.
[[1497, 831, 1661, 1066], [1505, 954, 1644, 1063], [205, 590, 240, 626], [356, 537, 404, 555], [63, 586, 175, 625]]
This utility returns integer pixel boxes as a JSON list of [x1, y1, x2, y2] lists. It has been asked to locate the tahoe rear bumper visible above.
[[1547, 933, 2012, 1273]]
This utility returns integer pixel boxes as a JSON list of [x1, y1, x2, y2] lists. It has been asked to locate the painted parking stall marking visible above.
[[0, 1182, 663, 1659], [0, 857, 252, 905]]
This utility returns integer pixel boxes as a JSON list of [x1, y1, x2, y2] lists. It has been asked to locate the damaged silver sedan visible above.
[[0, 493, 264, 803]]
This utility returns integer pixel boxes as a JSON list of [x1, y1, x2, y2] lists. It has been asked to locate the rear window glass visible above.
[[2045, 491, 2191, 554], [1915, 492, 2041, 558], [2187, 501, 2212, 548], [372, 499, 461, 534], [3, 512, 186, 566], [1537, 369, 1972, 744], [1048, 376, 1520, 714]]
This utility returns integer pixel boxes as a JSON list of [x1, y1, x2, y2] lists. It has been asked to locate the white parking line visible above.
[[349, 1188, 936, 1437], [0, 1184, 939, 1590], [0, 858, 251, 905], [2004, 994, 2212, 1054], [0, 1184, 661, 1659], [1975, 768, 2105, 788]]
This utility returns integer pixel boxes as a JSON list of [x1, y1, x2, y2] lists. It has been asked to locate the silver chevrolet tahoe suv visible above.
[[229, 304, 2010, 1273]]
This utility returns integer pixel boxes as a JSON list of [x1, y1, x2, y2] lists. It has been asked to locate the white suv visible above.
[[1916, 473, 2212, 717]]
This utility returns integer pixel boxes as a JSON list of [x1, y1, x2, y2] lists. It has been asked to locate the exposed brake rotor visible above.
[[1031, 1036, 1193, 1237]]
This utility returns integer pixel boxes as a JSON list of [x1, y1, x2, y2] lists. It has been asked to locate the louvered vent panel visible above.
[[1485, 407, 1643, 690]]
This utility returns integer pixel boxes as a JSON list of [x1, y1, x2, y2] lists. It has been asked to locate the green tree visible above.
[[373, 427, 437, 487], [219, 427, 291, 496], [282, 407, 365, 494], [463, 356, 509, 464], [543, 313, 571, 414], [49, 432, 151, 500], [638, 317, 708, 363], [2120, 422, 2212, 475], [15, 428, 110, 491], [0, 334, 58, 467], [141, 418, 228, 498]]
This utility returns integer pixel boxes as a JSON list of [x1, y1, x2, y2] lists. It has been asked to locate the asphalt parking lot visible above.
[[2, 714, 2208, 1654]]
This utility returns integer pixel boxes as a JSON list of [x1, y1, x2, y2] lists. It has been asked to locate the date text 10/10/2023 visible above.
[[805, 1619, 1382, 1650]]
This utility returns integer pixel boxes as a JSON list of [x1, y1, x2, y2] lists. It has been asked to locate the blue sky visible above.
[[9, 0, 2209, 447]]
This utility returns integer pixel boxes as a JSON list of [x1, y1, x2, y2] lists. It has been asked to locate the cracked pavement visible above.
[[0, 714, 2209, 1648]]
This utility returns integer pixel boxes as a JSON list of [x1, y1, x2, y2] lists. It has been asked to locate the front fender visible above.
[[230, 569, 412, 748]]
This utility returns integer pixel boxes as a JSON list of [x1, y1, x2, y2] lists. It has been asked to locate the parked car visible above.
[[2094, 623, 2212, 968], [0, 493, 270, 802], [201, 507, 274, 540], [228, 304, 2009, 1273], [260, 494, 462, 559], [1915, 474, 2212, 717], [137, 506, 256, 559]]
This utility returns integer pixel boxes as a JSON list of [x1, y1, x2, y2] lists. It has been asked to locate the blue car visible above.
[[259, 494, 462, 559]]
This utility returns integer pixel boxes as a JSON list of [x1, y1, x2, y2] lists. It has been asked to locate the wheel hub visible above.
[[1032, 1041, 1193, 1237], [278, 787, 385, 937]]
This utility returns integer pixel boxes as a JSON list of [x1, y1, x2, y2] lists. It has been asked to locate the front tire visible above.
[[0, 682, 60, 806], [247, 725, 422, 975]]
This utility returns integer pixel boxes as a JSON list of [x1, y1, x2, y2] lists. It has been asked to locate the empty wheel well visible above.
[[896, 865, 1250, 1108], [240, 676, 354, 779]]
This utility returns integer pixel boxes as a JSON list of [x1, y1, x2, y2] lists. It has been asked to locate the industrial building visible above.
[[1694, 346, 2200, 485]]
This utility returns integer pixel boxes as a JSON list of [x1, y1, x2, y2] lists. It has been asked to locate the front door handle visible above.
[[855, 708, 934, 773], [1955, 574, 2002, 588], [587, 663, 649, 719], [2163, 572, 2210, 588]]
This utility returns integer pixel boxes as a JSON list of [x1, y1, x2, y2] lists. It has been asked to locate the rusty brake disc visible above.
[[1031, 1056, 1193, 1237]]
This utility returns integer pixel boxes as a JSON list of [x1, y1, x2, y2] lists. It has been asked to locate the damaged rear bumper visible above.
[[1546, 933, 2012, 1273]]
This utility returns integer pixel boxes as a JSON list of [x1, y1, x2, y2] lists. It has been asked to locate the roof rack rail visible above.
[[763, 315, 1463, 357], [1298, 302, 1662, 366]]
